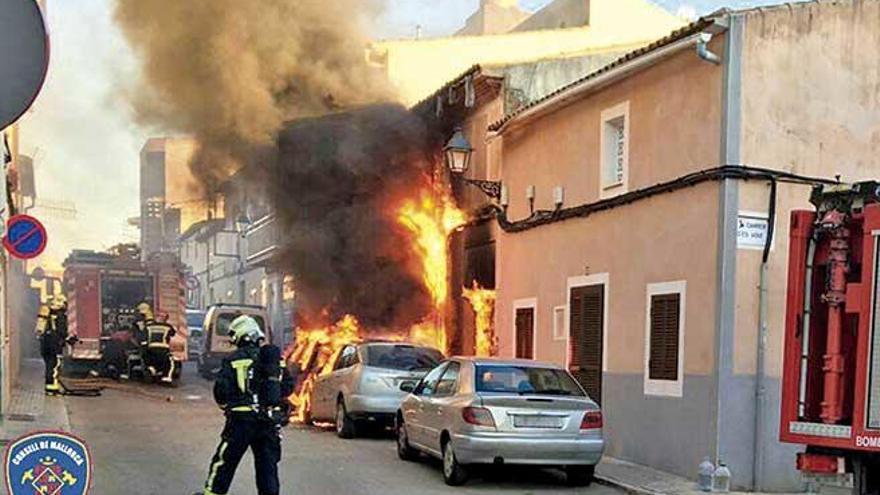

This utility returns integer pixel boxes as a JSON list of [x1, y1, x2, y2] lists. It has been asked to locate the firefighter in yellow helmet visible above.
[[194, 315, 293, 495], [36, 295, 69, 395]]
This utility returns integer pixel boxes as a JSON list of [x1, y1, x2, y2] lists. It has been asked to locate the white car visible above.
[[309, 341, 444, 438], [396, 357, 604, 486]]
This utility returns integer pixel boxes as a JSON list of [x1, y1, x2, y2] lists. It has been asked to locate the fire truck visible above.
[[62, 246, 187, 381], [782, 182, 880, 494]]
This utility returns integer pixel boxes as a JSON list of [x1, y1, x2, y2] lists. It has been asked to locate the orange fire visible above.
[[463, 282, 497, 357], [286, 186, 467, 422]]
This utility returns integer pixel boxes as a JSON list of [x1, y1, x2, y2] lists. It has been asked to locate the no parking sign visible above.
[[3, 214, 47, 259]]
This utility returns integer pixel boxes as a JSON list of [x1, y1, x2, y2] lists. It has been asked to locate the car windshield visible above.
[[365, 345, 443, 371], [475, 365, 586, 397], [186, 312, 205, 328]]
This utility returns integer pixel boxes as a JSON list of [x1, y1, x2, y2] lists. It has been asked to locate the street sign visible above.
[[185, 275, 200, 291], [3, 214, 47, 259], [737, 212, 771, 250], [0, 0, 50, 129]]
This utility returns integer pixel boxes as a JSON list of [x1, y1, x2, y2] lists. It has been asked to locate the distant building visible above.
[[369, 0, 685, 105], [139, 137, 214, 261], [455, 0, 529, 36]]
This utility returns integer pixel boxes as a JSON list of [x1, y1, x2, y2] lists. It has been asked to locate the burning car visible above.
[[307, 341, 443, 437]]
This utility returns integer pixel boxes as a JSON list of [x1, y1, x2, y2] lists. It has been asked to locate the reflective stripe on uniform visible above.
[[230, 359, 253, 393], [206, 441, 228, 491], [230, 406, 256, 412]]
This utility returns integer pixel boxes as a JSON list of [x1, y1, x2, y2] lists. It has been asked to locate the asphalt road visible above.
[[64, 364, 624, 495]]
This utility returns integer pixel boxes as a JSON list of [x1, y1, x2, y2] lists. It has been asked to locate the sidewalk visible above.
[[596, 457, 802, 495], [0, 358, 71, 444]]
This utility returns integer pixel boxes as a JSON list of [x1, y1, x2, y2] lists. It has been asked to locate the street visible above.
[[64, 365, 624, 495]]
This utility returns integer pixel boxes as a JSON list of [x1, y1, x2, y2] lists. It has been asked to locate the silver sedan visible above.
[[396, 357, 604, 486]]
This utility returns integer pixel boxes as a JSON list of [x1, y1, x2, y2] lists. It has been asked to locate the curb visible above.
[[596, 475, 662, 495]]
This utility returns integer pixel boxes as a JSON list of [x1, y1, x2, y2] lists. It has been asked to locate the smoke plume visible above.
[[115, 0, 444, 328], [114, 0, 393, 188]]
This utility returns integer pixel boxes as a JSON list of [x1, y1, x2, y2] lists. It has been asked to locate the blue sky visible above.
[[20, 0, 798, 267]]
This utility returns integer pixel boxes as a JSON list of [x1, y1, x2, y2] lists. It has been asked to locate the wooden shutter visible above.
[[570, 285, 604, 404], [649, 293, 681, 381], [515, 308, 534, 359]]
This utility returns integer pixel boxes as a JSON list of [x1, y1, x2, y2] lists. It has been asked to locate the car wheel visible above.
[[442, 440, 468, 486], [396, 421, 419, 461], [335, 400, 356, 439], [565, 465, 595, 487]]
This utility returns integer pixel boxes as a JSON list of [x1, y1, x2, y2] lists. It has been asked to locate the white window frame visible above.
[[512, 298, 538, 360], [552, 305, 566, 341], [599, 101, 630, 198], [644, 280, 687, 398], [566, 273, 610, 372]]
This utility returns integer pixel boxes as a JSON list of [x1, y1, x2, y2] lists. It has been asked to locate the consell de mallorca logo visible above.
[[4, 431, 92, 495]]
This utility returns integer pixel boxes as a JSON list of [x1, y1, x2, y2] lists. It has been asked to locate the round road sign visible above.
[[0, 0, 50, 129], [3, 214, 47, 259]]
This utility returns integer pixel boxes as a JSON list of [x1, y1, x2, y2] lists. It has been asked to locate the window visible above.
[[513, 298, 537, 359], [365, 344, 443, 372], [435, 362, 461, 397], [600, 102, 630, 198], [334, 345, 358, 371], [553, 306, 566, 341], [415, 362, 448, 397], [475, 365, 584, 397], [644, 281, 686, 397]]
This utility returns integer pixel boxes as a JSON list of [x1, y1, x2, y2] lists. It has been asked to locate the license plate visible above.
[[513, 415, 564, 429]]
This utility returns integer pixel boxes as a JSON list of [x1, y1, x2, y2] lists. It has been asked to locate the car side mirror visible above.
[[399, 381, 416, 393]]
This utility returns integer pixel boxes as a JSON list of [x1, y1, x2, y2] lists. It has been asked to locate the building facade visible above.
[[370, 0, 685, 105], [487, 3, 880, 491]]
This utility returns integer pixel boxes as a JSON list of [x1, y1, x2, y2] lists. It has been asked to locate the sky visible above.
[[18, 0, 799, 269]]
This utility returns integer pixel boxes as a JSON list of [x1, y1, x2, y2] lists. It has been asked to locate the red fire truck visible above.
[[782, 182, 880, 494], [62, 246, 187, 380]]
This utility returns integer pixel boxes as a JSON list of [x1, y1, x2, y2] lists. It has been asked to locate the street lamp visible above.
[[444, 128, 502, 201], [444, 128, 473, 174]]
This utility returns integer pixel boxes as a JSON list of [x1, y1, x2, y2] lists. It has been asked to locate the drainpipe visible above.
[[753, 179, 777, 490], [698, 33, 722, 65]]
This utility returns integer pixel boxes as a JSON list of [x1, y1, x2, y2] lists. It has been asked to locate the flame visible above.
[[286, 186, 467, 423], [463, 282, 497, 357]]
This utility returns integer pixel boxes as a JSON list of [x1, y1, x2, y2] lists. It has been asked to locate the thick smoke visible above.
[[115, 0, 443, 328], [263, 105, 436, 328], [114, 0, 393, 188]]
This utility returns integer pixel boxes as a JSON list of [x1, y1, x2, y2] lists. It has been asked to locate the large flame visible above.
[[286, 186, 467, 422], [463, 282, 497, 357]]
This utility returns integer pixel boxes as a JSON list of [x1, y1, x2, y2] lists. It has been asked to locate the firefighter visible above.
[[36, 295, 69, 395], [133, 302, 154, 346], [143, 317, 177, 383], [194, 315, 293, 495]]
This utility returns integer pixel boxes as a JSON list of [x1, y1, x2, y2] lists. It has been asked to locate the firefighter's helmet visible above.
[[228, 315, 265, 346], [136, 302, 154, 320]]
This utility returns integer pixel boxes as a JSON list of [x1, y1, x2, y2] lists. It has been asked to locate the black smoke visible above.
[[252, 104, 440, 329]]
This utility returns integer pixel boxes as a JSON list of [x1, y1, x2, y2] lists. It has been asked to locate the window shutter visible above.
[[649, 293, 681, 381], [515, 308, 534, 359], [569, 285, 604, 404]]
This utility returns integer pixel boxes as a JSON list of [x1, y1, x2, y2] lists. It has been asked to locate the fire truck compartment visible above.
[[101, 273, 154, 335]]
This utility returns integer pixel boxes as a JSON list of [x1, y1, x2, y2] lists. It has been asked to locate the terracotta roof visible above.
[[488, 15, 720, 132]]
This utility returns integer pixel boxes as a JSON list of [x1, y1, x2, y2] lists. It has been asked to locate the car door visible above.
[[422, 361, 461, 451], [406, 362, 447, 452], [314, 346, 350, 420]]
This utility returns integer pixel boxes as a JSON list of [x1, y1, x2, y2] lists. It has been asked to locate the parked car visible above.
[[185, 308, 206, 360], [395, 357, 604, 487], [309, 341, 444, 438], [197, 304, 271, 379]]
